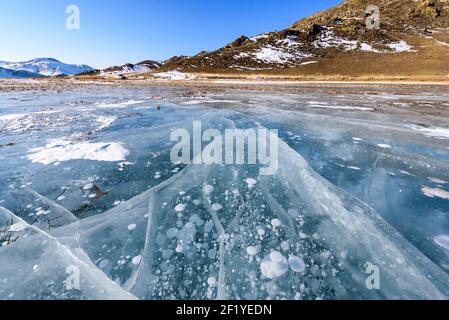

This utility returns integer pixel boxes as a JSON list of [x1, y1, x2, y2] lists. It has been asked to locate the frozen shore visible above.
[[1, 77, 448, 93]]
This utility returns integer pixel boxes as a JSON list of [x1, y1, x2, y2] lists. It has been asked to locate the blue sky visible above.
[[0, 0, 341, 69]]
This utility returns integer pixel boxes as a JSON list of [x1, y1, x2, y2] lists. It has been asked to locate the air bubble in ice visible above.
[[256, 226, 266, 236], [204, 221, 214, 233], [281, 241, 290, 251], [288, 256, 306, 273], [99, 259, 109, 269], [247, 246, 260, 256], [162, 249, 174, 260], [207, 277, 216, 286], [167, 228, 178, 238], [245, 178, 257, 190], [260, 251, 288, 279], [271, 219, 282, 228], [203, 185, 214, 195], [208, 249, 217, 259], [175, 204, 187, 212]]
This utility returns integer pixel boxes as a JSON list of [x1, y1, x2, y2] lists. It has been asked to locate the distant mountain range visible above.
[[0, 58, 95, 78], [0, 58, 163, 79], [0, 66, 41, 79]]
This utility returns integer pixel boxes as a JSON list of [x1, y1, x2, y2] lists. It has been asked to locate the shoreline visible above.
[[1, 77, 449, 93]]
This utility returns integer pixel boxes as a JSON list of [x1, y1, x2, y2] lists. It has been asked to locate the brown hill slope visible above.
[[157, 0, 449, 81]]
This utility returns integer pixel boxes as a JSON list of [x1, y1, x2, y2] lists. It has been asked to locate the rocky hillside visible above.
[[103, 60, 162, 75], [158, 0, 449, 78]]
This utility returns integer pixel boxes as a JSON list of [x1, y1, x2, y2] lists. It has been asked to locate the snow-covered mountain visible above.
[[0, 58, 95, 78], [0, 66, 42, 79], [103, 60, 162, 75]]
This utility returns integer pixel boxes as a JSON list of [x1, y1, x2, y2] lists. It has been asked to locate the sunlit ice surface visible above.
[[0, 85, 449, 300]]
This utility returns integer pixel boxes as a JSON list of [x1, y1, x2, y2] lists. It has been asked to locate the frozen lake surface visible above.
[[1, 85, 449, 300]]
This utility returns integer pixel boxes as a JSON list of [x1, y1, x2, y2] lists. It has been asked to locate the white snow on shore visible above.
[[433, 39, 449, 47], [313, 29, 358, 51], [387, 41, 413, 53], [250, 33, 269, 42], [235, 43, 311, 65], [300, 61, 318, 65], [182, 99, 242, 105], [153, 71, 195, 80], [255, 47, 295, 64], [308, 104, 374, 111], [407, 125, 449, 140], [312, 28, 412, 53], [360, 43, 381, 52]]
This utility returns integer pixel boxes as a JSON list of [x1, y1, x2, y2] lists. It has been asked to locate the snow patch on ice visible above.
[[95, 100, 145, 109], [0, 114, 25, 121], [421, 187, 449, 200], [8, 221, 28, 232], [27, 139, 129, 165], [429, 178, 449, 184], [97, 116, 117, 130]]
